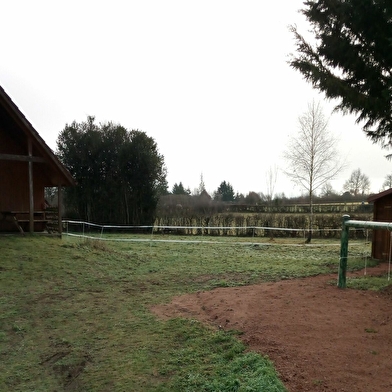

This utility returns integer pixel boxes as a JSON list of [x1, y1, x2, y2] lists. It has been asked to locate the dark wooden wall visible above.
[[372, 194, 392, 260], [0, 125, 46, 231]]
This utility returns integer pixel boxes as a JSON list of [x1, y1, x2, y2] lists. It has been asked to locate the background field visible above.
[[0, 235, 384, 391]]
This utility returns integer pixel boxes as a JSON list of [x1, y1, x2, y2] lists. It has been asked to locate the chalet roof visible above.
[[367, 188, 392, 203], [0, 85, 75, 186]]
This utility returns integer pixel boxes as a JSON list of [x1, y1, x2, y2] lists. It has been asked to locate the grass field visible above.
[[0, 234, 385, 391]]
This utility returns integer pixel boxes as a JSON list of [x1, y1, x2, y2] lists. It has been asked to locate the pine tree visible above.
[[290, 1, 392, 154]]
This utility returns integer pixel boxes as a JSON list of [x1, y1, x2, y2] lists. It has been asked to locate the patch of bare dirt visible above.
[[151, 264, 392, 391]]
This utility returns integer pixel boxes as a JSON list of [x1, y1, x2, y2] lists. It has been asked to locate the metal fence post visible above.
[[338, 215, 350, 288]]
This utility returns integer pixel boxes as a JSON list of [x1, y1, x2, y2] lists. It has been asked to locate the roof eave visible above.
[[0, 85, 75, 187]]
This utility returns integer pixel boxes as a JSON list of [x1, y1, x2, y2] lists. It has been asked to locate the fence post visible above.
[[338, 215, 350, 288]]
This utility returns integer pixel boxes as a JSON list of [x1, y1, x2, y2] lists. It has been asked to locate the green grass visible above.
[[0, 235, 385, 391], [347, 274, 392, 290]]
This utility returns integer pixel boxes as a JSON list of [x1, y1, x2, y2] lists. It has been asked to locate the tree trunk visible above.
[[306, 190, 313, 243]]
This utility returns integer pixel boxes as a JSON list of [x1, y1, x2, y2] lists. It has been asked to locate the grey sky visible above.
[[2, 0, 391, 196]]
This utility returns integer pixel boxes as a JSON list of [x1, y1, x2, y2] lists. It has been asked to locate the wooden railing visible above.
[[0, 208, 59, 233]]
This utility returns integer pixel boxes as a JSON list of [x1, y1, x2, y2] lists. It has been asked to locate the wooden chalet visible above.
[[0, 85, 75, 234], [367, 188, 392, 260]]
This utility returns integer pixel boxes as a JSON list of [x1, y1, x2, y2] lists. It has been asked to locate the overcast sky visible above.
[[2, 0, 391, 197]]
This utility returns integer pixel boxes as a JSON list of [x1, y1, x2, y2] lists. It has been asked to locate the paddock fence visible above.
[[63, 220, 372, 244], [339, 215, 392, 288]]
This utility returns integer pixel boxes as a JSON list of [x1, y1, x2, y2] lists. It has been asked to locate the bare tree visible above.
[[193, 173, 206, 196], [382, 174, 392, 191], [343, 169, 370, 196], [265, 165, 278, 210], [284, 101, 345, 243], [264, 165, 278, 239], [320, 182, 336, 198]]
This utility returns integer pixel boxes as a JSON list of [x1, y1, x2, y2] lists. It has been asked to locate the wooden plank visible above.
[[0, 211, 24, 234], [58, 185, 62, 235], [18, 220, 48, 223], [13, 215, 24, 234], [28, 138, 34, 233], [10, 211, 45, 215], [0, 153, 45, 162]]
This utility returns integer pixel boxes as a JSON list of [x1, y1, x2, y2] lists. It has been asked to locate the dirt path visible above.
[[151, 264, 392, 391]]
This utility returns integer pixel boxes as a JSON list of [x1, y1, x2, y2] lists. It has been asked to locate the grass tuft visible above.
[[347, 274, 391, 291]]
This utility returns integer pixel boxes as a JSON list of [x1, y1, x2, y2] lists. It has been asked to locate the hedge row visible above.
[[154, 212, 373, 238]]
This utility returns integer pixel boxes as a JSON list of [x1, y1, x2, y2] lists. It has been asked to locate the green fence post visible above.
[[338, 215, 350, 288]]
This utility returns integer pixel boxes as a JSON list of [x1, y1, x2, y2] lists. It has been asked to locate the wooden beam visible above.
[[58, 185, 62, 236], [0, 153, 45, 163], [28, 138, 34, 233]]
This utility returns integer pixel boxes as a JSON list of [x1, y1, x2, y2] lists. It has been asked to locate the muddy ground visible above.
[[152, 264, 392, 391]]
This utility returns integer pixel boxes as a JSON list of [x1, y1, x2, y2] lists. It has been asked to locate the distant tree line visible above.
[[169, 166, 388, 208], [157, 187, 373, 219]]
